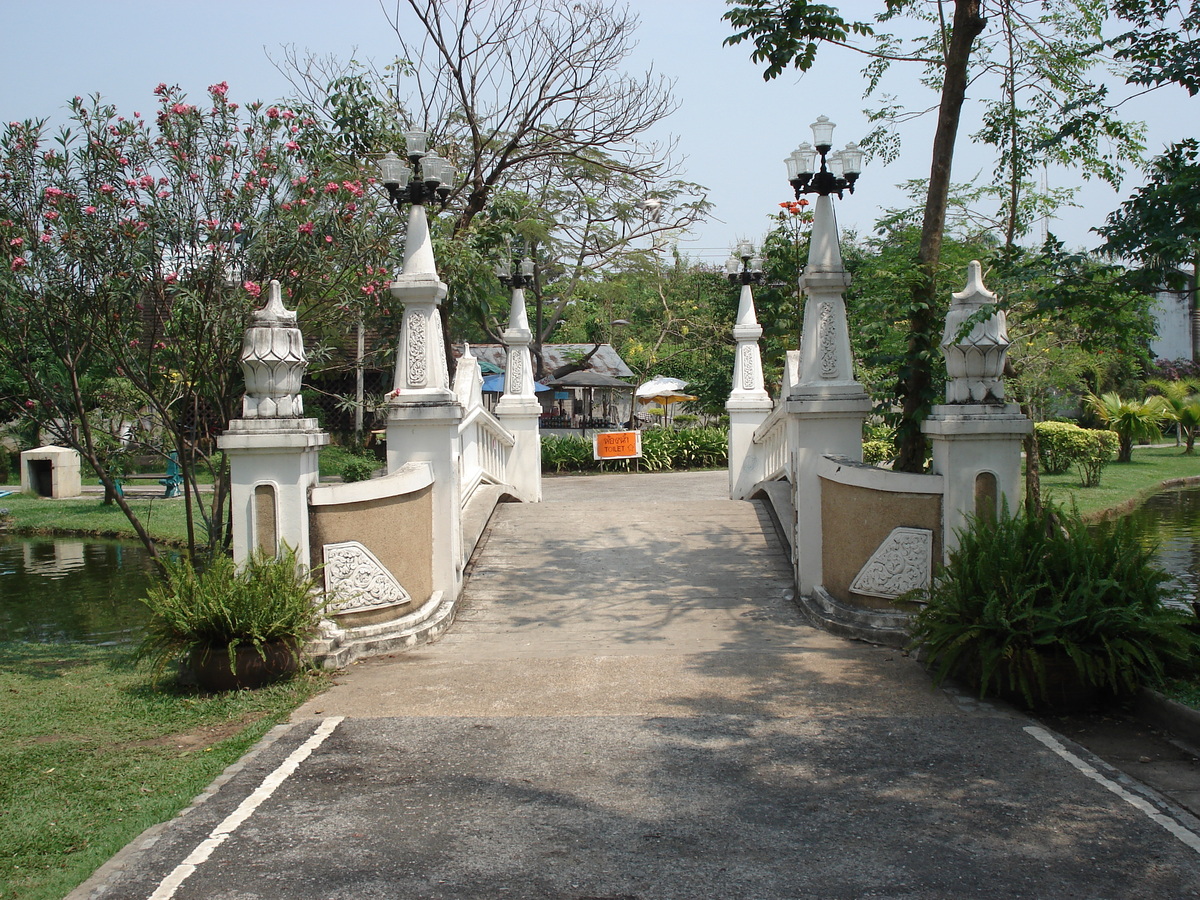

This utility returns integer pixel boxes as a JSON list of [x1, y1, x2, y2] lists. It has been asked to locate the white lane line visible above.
[[147, 716, 344, 900], [1024, 724, 1200, 854]]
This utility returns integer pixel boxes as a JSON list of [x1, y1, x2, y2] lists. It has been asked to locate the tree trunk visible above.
[[895, 0, 986, 473]]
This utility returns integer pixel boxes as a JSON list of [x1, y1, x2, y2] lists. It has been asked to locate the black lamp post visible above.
[[785, 115, 864, 200], [494, 253, 536, 290], [725, 240, 766, 286], [379, 129, 457, 208]]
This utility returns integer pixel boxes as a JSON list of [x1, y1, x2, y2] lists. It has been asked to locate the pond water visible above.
[[1113, 484, 1200, 608], [0, 536, 160, 645]]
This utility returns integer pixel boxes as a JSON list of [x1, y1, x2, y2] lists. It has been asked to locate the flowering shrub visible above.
[[0, 84, 401, 557]]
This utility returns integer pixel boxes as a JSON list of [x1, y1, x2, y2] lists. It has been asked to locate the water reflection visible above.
[[1108, 485, 1200, 608], [0, 536, 159, 645]]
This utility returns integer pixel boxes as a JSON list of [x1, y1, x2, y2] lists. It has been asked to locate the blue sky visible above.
[[4, 0, 1197, 265]]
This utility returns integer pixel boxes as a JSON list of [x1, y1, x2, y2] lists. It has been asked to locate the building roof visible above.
[[457, 343, 634, 379]]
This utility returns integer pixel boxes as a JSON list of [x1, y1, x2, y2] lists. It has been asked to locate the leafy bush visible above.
[[137, 546, 328, 683], [1074, 429, 1118, 487], [1035, 421, 1084, 474], [1034, 421, 1117, 485], [540, 427, 728, 473], [909, 505, 1199, 710], [862, 440, 893, 465], [341, 457, 378, 482]]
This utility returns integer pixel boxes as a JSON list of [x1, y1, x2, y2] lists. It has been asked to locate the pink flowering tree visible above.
[[0, 83, 401, 560]]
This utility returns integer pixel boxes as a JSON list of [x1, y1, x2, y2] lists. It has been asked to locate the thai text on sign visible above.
[[593, 430, 642, 460]]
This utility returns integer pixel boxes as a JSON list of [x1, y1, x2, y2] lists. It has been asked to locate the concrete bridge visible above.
[[75, 471, 1200, 899]]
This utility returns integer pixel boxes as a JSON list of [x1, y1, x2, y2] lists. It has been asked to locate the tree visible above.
[[1084, 392, 1169, 462], [376, 0, 708, 370], [1095, 140, 1200, 362], [725, 1, 1141, 471], [0, 84, 399, 560]]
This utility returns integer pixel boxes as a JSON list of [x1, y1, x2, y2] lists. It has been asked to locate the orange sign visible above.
[[593, 430, 642, 460]]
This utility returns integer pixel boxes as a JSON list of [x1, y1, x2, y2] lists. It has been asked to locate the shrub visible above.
[[341, 457, 377, 483], [1034, 421, 1117, 486], [1035, 421, 1084, 475], [136, 545, 328, 684], [909, 505, 1199, 710], [1074, 429, 1118, 487], [1085, 392, 1169, 462], [862, 440, 893, 465], [540, 427, 728, 473]]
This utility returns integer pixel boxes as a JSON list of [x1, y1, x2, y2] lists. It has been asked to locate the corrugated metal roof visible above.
[[457, 343, 634, 379]]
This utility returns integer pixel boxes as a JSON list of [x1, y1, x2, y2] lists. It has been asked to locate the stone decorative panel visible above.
[[740, 344, 756, 390], [849, 527, 933, 600], [406, 311, 428, 386], [818, 302, 838, 378], [323, 540, 412, 614]]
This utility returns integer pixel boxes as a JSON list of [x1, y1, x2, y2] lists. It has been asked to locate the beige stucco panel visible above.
[[310, 484, 434, 625], [821, 478, 942, 610]]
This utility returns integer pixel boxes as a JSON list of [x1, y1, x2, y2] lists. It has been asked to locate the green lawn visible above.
[[0, 493, 192, 546], [1039, 444, 1200, 519], [0, 643, 328, 900]]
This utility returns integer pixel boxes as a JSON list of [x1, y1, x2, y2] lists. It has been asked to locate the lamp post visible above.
[[725, 240, 766, 287], [492, 248, 539, 412], [378, 129, 457, 401], [780, 116, 872, 600], [379, 130, 457, 209], [783, 115, 863, 386], [785, 115, 864, 201]]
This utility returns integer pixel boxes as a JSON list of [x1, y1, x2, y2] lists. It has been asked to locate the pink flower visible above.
[[232, 222, 243, 234], [298, 221, 314, 235], [10, 257, 27, 270], [243, 281, 261, 298], [24, 399, 35, 409], [208, 81, 229, 97], [266, 107, 280, 119], [118, 156, 128, 165], [169, 103, 194, 116], [164, 272, 178, 284], [325, 235, 333, 243], [83, 206, 97, 214], [285, 141, 299, 151], [281, 109, 296, 120], [154, 83, 168, 95], [39, 233, 51, 243], [43, 210, 59, 221], [8, 237, 22, 248], [324, 182, 339, 194]]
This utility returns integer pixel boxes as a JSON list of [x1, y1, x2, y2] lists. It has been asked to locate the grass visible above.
[[0, 493, 191, 546], [0, 642, 328, 900], [1039, 444, 1200, 520]]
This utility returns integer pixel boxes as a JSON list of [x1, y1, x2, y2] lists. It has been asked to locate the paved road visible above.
[[75, 471, 1200, 899]]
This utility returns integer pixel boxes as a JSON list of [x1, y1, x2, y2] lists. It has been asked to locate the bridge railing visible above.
[[750, 402, 789, 483], [454, 346, 515, 504]]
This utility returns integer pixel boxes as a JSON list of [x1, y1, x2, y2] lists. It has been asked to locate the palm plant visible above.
[[1085, 392, 1170, 462], [1146, 378, 1200, 453]]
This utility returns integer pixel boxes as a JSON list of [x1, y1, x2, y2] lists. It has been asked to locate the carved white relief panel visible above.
[[818, 302, 838, 378], [849, 527, 933, 600], [405, 312, 427, 386], [323, 540, 412, 613], [740, 344, 756, 391]]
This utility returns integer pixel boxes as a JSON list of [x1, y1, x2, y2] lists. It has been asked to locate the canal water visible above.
[[1116, 484, 1200, 607], [0, 536, 159, 645]]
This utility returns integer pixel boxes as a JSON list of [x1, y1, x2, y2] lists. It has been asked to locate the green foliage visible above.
[[1085, 392, 1170, 462], [340, 456, 377, 483], [1074, 428, 1119, 488], [1034, 421, 1118, 485], [909, 505, 1199, 710], [136, 546, 327, 683], [540, 427, 728, 474], [862, 440, 893, 466]]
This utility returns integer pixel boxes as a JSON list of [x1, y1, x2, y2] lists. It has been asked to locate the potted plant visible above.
[[137, 545, 329, 691], [908, 504, 1199, 712]]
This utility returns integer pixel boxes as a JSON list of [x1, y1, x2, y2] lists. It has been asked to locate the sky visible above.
[[4, 0, 1198, 267]]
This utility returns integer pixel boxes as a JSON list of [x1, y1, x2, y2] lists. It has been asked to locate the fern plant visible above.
[[909, 505, 1198, 710]]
